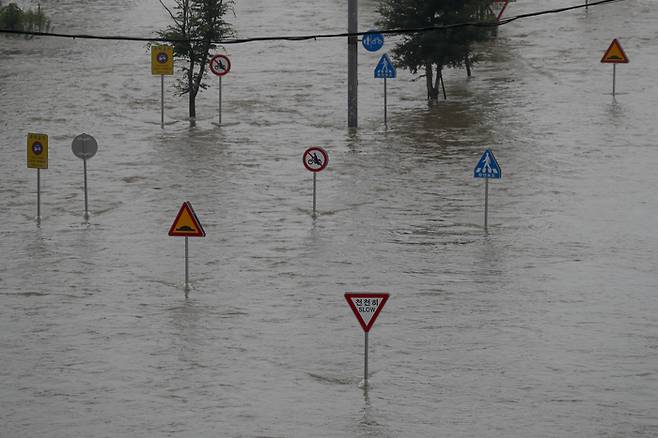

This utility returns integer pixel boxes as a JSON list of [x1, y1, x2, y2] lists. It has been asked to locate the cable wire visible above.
[[0, 0, 624, 44]]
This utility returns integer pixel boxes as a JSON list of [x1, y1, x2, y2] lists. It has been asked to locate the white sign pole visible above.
[[161, 75, 165, 129], [36, 169, 41, 225]]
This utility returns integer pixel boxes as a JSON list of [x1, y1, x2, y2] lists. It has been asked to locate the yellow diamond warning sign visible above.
[[168, 202, 206, 237], [27, 133, 48, 169], [601, 38, 629, 64]]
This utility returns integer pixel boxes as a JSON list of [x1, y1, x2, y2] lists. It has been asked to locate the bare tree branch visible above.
[[158, 0, 182, 29]]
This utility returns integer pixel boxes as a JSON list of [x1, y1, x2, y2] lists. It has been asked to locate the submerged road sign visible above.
[[209, 54, 231, 76], [601, 38, 629, 64], [362, 31, 384, 52], [374, 54, 396, 79], [27, 133, 48, 169], [345, 292, 390, 332], [303, 147, 329, 173], [151, 45, 174, 75], [474, 149, 501, 179], [169, 202, 206, 237]]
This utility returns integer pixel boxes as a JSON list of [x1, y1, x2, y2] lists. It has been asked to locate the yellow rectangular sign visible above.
[[27, 133, 48, 169], [151, 45, 174, 75]]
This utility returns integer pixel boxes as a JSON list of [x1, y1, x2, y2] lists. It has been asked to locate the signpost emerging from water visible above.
[[151, 45, 174, 129], [374, 53, 396, 127], [71, 133, 98, 221], [302, 147, 329, 218], [347, 0, 358, 128], [209, 54, 231, 126], [600, 38, 629, 97], [345, 292, 389, 388], [168, 201, 206, 296], [27, 133, 48, 225], [474, 149, 502, 232]]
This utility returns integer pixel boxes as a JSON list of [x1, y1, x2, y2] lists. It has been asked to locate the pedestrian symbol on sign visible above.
[[474, 149, 501, 179]]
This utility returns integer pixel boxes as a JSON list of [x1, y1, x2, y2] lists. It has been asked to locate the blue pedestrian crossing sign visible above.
[[474, 149, 501, 179], [374, 54, 396, 79]]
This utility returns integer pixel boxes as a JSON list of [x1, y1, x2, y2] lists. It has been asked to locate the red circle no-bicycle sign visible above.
[[303, 147, 329, 172], [209, 54, 231, 77]]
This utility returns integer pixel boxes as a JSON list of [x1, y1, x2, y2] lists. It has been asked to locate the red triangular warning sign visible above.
[[344, 292, 389, 332], [168, 202, 206, 237], [601, 38, 629, 64]]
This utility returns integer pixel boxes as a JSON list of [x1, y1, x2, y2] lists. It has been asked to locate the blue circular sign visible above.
[[362, 31, 384, 52], [32, 142, 43, 155], [157, 52, 169, 64]]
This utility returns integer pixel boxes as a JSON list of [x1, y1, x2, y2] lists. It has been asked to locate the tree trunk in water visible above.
[[465, 56, 472, 78], [434, 67, 446, 100], [425, 63, 439, 101], [188, 59, 196, 127]]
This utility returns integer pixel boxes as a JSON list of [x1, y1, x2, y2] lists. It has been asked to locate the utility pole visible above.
[[348, 0, 358, 128]]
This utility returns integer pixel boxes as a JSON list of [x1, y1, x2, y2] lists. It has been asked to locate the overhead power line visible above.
[[0, 0, 624, 44]]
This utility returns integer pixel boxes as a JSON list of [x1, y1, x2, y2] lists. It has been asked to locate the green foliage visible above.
[[156, 0, 235, 123], [377, 0, 496, 99], [0, 2, 51, 36], [0, 3, 24, 31]]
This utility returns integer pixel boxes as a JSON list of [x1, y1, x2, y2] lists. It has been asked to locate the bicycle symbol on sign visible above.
[[307, 153, 323, 167]]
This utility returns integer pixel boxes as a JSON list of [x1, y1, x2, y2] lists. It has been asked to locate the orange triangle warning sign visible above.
[[168, 202, 206, 237], [601, 38, 629, 64]]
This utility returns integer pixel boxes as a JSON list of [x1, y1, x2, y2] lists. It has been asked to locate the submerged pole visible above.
[[364, 331, 369, 387], [184, 236, 190, 294], [347, 0, 358, 128], [484, 177, 489, 232], [161, 75, 165, 129], [83, 159, 89, 220], [36, 169, 41, 225]]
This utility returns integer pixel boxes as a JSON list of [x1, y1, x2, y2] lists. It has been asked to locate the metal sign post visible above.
[[151, 45, 174, 128], [374, 54, 396, 127], [36, 169, 41, 225], [209, 54, 231, 126], [474, 149, 502, 232], [364, 331, 369, 387], [344, 292, 390, 388], [161, 75, 165, 129], [27, 133, 48, 225], [600, 38, 629, 97], [484, 177, 489, 231], [168, 202, 206, 296], [612, 64, 616, 96], [384, 76, 387, 127], [184, 236, 189, 293], [302, 147, 329, 218], [71, 133, 98, 221], [218, 76, 222, 125], [83, 158, 89, 220]]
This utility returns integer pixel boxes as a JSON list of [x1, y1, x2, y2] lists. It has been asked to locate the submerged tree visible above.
[[377, 0, 496, 101], [156, 0, 235, 126], [0, 2, 51, 36]]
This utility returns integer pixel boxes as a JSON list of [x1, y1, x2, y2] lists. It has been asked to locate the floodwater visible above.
[[1, 0, 657, 436]]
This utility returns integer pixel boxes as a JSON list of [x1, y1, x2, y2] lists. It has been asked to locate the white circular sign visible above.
[[71, 133, 98, 160], [209, 54, 231, 77]]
